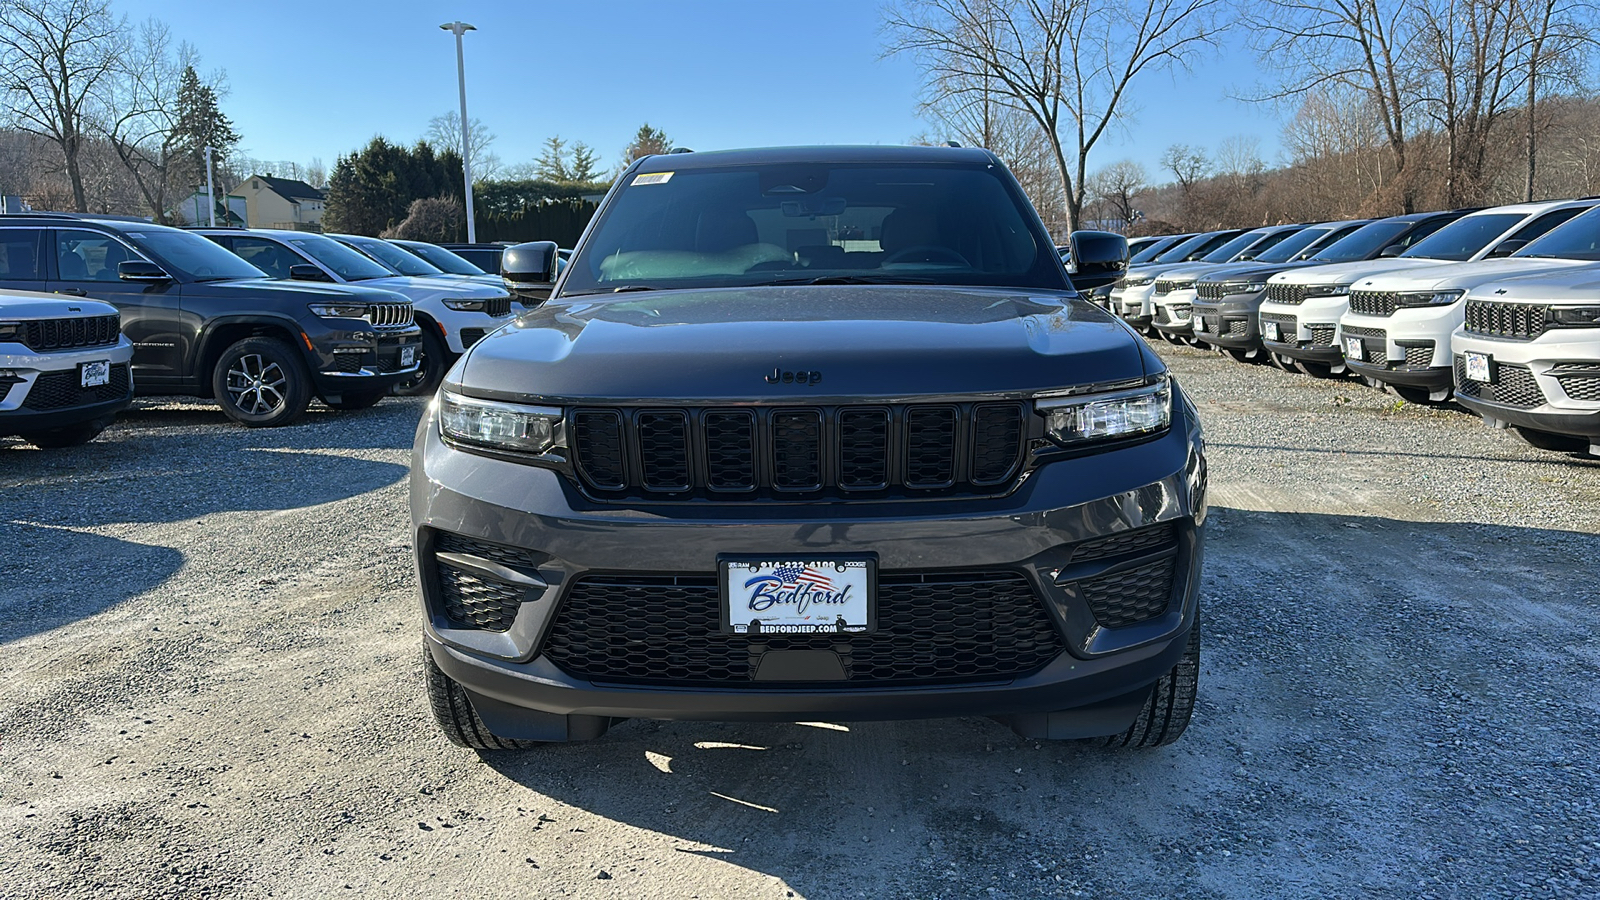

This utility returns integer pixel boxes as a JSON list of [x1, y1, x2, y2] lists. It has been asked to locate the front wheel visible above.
[[1514, 427, 1592, 454], [393, 327, 449, 397], [1096, 617, 1199, 749], [424, 645, 544, 751], [17, 416, 112, 448], [212, 336, 311, 428]]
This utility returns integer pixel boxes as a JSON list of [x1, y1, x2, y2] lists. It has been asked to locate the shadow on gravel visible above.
[[1, 448, 408, 527], [1213, 440, 1600, 468], [0, 522, 183, 644], [104, 396, 428, 452], [465, 507, 1600, 898]]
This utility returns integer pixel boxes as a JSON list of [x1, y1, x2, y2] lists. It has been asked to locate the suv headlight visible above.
[[439, 392, 562, 454], [1122, 274, 1153, 287], [1222, 281, 1266, 295], [1308, 283, 1351, 297], [1037, 377, 1171, 445], [1396, 289, 1464, 308], [307, 303, 369, 319], [1550, 306, 1600, 327], [442, 298, 489, 311], [0, 322, 21, 341]]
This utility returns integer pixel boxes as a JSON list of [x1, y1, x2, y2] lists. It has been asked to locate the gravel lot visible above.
[[3, 342, 1598, 899]]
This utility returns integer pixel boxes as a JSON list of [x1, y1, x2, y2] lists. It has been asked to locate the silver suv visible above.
[[1, 289, 133, 447]]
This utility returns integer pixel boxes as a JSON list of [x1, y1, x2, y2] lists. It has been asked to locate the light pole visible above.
[[204, 146, 217, 227], [440, 21, 478, 243]]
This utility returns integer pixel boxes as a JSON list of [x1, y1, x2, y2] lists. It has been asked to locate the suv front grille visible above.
[[21, 364, 131, 410], [1195, 281, 1226, 300], [20, 315, 121, 352], [1454, 357, 1545, 408], [367, 303, 413, 328], [570, 403, 1026, 500], [1265, 283, 1307, 305], [1260, 312, 1297, 342], [484, 296, 513, 317], [1463, 300, 1549, 340], [1349, 291, 1399, 317], [432, 533, 542, 632], [541, 570, 1065, 686]]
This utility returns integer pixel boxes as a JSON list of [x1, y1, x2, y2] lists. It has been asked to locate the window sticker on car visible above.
[[632, 172, 673, 186]]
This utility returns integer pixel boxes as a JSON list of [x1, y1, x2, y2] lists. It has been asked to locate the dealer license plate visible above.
[[400, 345, 416, 367], [1344, 337, 1364, 361], [721, 557, 875, 635], [1193, 317, 1207, 334], [80, 360, 109, 388], [1264, 321, 1281, 342], [1464, 350, 1492, 383]]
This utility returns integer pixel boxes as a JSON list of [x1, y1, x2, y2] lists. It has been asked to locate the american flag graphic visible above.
[[770, 563, 835, 591]]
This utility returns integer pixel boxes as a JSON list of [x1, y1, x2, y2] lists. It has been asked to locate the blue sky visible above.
[[112, 0, 1286, 181]]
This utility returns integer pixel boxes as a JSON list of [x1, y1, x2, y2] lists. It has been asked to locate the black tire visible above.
[[1514, 426, 1592, 453], [17, 416, 111, 448], [212, 336, 311, 428], [1392, 385, 1440, 405], [423, 645, 543, 751], [393, 327, 448, 397], [1096, 618, 1199, 749], [324, 389, 387, 411]]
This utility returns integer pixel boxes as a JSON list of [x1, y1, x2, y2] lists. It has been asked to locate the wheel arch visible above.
[[194, 316, 310, 399]]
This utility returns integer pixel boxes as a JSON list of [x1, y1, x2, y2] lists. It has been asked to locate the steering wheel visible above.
[[881, 245, 970, 267]]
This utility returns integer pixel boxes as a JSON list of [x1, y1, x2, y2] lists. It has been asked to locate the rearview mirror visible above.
[[289, 264, 332, 282], [1065, 230, 1129, 293], [1378, 244, 1405, 258], [501, 240, 560, 303], [1487, 238, 1527, 258], [117, 260, 170, 283]]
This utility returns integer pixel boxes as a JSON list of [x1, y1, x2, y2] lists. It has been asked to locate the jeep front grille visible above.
[[19, 315, 121, 352], [1463, 300, 1549, 340], [1454, 357, 1545, 408], [1265, 283, 1307, 305], [541, 570, 1065, 686], [484, 296, 512, 317], [569, 403, 1027, 500], [367, 303, 413, 328], [21, 364, 130, 410], [1349, 290, 1399, 317]]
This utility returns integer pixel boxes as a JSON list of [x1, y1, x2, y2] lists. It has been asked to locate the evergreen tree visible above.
[[569, 142, 599, 182], [535, 136, 570, 181], [171, 65, 239, 190], [323, 137, 464, 235], [622, 124, 671, 165]]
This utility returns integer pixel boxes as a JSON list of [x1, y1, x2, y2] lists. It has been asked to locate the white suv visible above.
[[1, 290, 134, 447], [1339, 199, 1600, 401], [1149, 225, 1305, 342], [1451, 265, 1600, 455]]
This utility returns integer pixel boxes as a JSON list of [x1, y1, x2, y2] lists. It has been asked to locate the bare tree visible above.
[[0, 0, 124, 212], [1084, 159, 1148, 231], [884, 0, 1227, 233], [426, 110, 500, 180], [100, 20, 195, 222], [918, 81, 1066, 233], [1514, 0, 1595, 200]]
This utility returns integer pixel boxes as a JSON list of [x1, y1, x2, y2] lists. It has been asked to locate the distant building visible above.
[[234, 175, 326, 231], [172, 191, 246, 226]]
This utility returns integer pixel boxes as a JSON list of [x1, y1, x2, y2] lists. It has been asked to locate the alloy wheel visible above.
[[226, 353, 288, 416]]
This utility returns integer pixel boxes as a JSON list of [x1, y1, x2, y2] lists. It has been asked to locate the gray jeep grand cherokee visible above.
[[412, 146, 1207, 750]]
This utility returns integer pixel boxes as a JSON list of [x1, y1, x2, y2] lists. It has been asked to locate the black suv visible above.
[[413, 146, 1207, 751], [0, 215, 423, 426]]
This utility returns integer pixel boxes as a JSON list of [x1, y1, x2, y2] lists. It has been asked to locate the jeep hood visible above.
[[1270, 258, 1443, 286], [0, 290, 120, 319], [1462, 264, 1600, 301], [193, 279, 413, 304], [455, 285, 1155, 401], [1351, 257, 1582, 292]]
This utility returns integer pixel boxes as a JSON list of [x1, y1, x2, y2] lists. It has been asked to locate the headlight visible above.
[[1396, 290, 1463, 308], [1221, 281, 1265, 295], [439, 392, 562, 454], [0, 322, 21, 341], [1038, 378, 1171, 445], [307, 303, 369, 319], [1307, 283, 1350, 297], [1550, 306, 1600, 327], [1123, 274, 1153, 287], [442, 298, 489, 311]]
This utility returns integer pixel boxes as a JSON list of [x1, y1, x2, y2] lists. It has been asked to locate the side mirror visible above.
[[501, 240, 560, 303], [289, 264, 332, 282], [1065, 230, 1129, 293], [1378, 244, 1405, 258], [117, 260, 170, 282], [1488, 238, 1527, 258]]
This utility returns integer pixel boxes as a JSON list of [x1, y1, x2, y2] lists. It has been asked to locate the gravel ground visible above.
[[2, 342, 1597, 899]]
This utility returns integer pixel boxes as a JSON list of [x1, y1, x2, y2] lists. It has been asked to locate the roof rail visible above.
[[0, 211, 153, 223]]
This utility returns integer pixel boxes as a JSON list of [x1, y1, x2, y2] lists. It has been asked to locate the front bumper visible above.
[[0, 338, 135, 433], [1340, 307, 1459, 390], [1191, 292, 1267, 350], [1114, 283, 1157, 325], [1151, 289, 1198, 335], [310, 326, 424, 395], [411, 398, 1207, 740], [419, 305, 515, 354], [1259, 295, 1349, 363], [1452, 331, 1600, 437]]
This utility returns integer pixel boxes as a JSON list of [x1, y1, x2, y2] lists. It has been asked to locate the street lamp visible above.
[[440, 21, 478, 243]]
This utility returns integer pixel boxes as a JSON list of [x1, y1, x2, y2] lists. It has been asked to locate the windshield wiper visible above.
[[767, 274, 936, 286]]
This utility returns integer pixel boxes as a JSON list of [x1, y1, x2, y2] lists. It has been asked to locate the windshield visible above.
[[1254, 226, 1330, 263], [1514, 206, 1600, 260], [1310, 220, 1411, 262], [559, 161, 1064, 295], [342, 236, 443, 277], [398, 241, 485, 275], [1151, 233, 1215, 264], [1202, 229, 1276, 264], [286, 234, 394, 281], [1129, 236, 1182, 264], [127, 229, 267, 281], [1400, 213, 1522, 261]]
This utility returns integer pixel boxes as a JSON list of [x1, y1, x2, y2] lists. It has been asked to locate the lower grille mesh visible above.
[[21, 364, 131, 410], [1455, 358, 1545, 408], [1082, 558, 1176, 628]]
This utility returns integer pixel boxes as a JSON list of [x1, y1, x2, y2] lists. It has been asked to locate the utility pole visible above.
[[440, 21, 478, 243], [205, 146, 217, 227]]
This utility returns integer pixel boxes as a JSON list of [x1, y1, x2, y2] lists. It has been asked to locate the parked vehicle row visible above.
[[1114, 197, 1600, 456]]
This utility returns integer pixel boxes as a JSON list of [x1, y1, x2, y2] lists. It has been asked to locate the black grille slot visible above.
[[435, 532, 540, 569], [21, 315, 121, 352], [1463, 300, 1550, 340], [1403, 343, 1435, 368], [837, 408, 889, 489], [572, 410, 626, 489], [1349, 290, 1399, 317], [331, 352, 366, 373], [637, 410, 690, 491], [1558, 374, 1600, 401], [21, 364, 130, 410], [1081, 558, 1176, 628], [1071, 523, 1178, 563], [1308, 324, 1337, 346], [771, 409, 823, 490], [432, 533, 541, 632], [541, 571, 1065, 685], [703, 410, 756, 491], [460, 328, 487, 347], [1454, 357, 1545, 408], [904, 406, 957, 488], [969, 404, 1023, 485], [1229, 319, 1248, 336], [484, 296, 512, 317]]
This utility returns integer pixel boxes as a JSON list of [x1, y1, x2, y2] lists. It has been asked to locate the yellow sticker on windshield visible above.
[[633, 172, 673, 186]]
